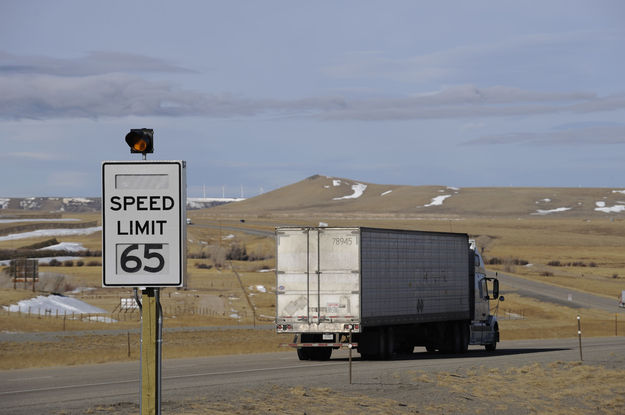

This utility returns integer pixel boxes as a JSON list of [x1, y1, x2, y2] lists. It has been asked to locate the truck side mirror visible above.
[[492, 279, 499, 300]]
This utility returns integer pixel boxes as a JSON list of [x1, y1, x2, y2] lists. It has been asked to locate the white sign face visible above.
[[102, 161, 186, 287]]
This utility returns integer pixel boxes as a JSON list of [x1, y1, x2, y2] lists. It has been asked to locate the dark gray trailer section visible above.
[[360, 227, 473, 326]]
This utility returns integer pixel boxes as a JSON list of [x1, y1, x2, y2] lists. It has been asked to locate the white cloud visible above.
[[4, 152, 63, 161], [321, 31, 604, 84], [466, 124, 625, 146], [46, 171, 90, 190], [0, 51, 193, 76], [1, 52, 624, 121]]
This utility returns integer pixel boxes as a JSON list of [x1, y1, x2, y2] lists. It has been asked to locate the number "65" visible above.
[[121, 244, 165, 273]]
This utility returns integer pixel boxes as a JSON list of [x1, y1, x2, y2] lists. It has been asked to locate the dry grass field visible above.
[[86, 361, 625, 414]]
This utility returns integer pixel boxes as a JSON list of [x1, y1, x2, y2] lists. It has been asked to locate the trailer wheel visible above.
[[425, 345, 436, 353], [315, 347, 332, 361], [297, 348, 311, 360], [460, 321, 470, 353], [452, 322, 464, 353]]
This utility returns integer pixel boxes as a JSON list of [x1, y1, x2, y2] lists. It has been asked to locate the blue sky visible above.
[[1, 1, 624, 197]]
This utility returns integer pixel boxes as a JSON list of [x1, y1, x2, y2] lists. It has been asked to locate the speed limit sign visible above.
[[102, 161, 186, 287]]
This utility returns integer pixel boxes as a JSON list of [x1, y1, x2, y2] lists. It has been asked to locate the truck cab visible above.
[[469, 240, 501, 351]]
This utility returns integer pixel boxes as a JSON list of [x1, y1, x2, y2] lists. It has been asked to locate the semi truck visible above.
[[275, 227, 502, 360]]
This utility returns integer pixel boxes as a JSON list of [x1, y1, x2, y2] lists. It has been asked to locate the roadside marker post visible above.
[[348, 330, 353, 385], [102, 130, 186, 415], [577, 315, 583, 362]]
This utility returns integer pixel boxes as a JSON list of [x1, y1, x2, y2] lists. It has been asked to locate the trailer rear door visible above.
[[276, 228, 360, 328]]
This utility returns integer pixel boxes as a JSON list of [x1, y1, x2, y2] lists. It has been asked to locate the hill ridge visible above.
[[209, 175, 625, 219]]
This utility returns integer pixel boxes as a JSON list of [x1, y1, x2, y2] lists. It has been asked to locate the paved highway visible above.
[[1, 336, 624, 414], [191, 221, 275, 238], [493, 271, 625, 314]]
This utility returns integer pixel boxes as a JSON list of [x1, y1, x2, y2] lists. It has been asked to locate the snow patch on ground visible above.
[[0, 256, 84, 266], [381, 190, 392, 196], [187, 197, 244, 209], [20, 198, 40, 209], [250, 285, 267, 293], [3, 295, 110, 318], [536, 198, 552, 204], [333, 180, 341, 187], [612, 190, 625, 194], [223, 234, 235, 240], [531, 207, 572, 216], [0, 226, 102, 242], [0, 198, 9, 209], [39, 242, 87, 252], [424, 195, 451, 207], [0, 218, 80, 224], [333, 183, 367, 200], [62, 198, 91, 204], [595, 201, 625, 213]]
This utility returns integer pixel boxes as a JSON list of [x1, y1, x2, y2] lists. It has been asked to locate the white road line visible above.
[[0, 362, 340, 396], [0, 379, 138, 396], [163, 362, 340, 380]]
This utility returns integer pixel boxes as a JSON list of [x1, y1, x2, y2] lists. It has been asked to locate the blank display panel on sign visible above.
[[115, 174, 169, 190]]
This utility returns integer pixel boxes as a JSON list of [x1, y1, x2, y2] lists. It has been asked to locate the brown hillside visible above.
[[207, 175, 625, 219]]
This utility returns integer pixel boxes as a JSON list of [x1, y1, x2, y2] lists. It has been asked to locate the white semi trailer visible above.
[[275, 227, 502, 360]]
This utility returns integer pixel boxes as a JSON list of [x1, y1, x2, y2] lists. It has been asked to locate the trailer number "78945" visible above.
[[332, 237, 353, 246]]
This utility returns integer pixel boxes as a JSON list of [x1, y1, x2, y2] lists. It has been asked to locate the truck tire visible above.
[[315, 347, 332, 361], [298, 345, 332, 361], [459, 321, 470, 353], [297, 348, 311, 360], [452, 322, 463, 353], [439, 323, 455, 354], [485, 323, 499, 352]]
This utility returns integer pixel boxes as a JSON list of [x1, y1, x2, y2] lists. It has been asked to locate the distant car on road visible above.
[[186, 218, 192, 225]]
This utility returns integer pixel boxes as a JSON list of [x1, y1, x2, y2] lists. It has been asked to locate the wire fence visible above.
[[2, 304, 273, 326]]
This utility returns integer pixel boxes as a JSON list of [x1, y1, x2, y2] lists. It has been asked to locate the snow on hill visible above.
[[2, 179, 625, 219], [0, 197, 243, 212]]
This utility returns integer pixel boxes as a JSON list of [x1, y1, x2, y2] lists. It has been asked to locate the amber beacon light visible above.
[[125, 128, 154, 154]]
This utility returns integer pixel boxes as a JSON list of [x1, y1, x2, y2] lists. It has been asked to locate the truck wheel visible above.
[[425, 345, 436, 353], [485, 324, 499, 352], [460, 321, 470, 353], [297, 348, 311, 360], [452, 322, 463, 353], [439, 323, 455, 354], [316, 348, 332, 361]]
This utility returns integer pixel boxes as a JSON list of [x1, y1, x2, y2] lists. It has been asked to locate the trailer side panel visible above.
[[360, 228, 470, 326]]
